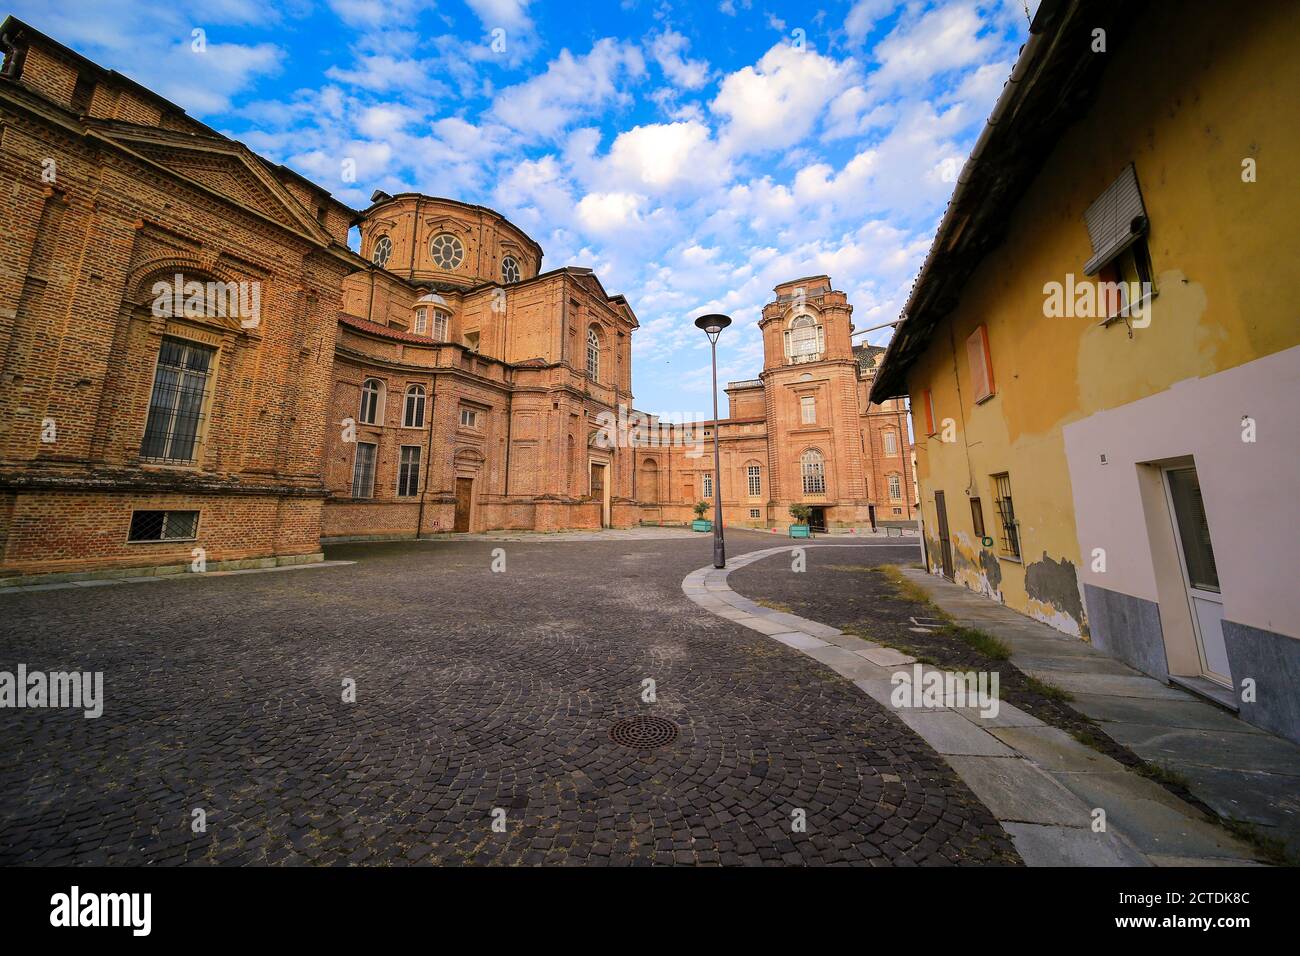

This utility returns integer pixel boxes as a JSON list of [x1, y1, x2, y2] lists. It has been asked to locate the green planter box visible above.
[[789, 524, 811, 538], [691, 519, 713, 532]]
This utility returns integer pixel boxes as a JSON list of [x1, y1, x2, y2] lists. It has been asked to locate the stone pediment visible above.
[[91, 125, 329, 242]]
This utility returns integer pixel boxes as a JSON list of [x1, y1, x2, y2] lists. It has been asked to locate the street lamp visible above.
[[694, 313, 732, 568]]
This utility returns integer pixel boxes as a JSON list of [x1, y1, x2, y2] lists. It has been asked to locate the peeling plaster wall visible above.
[[907, 1, 1300, 645]]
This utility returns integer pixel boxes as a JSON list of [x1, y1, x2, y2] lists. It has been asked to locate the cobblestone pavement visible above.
[[0, 530, 1018, 866]]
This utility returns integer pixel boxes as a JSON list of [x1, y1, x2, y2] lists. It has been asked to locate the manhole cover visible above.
[[609, 715, 679, 750]]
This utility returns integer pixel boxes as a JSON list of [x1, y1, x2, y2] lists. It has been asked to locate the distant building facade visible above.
[[0, 18, 913, 586]]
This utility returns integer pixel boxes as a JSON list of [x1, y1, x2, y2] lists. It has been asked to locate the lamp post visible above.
[[694, 313, 732, 568]]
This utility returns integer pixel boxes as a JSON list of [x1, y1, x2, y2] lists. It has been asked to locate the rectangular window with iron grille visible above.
[[352, 442, 377, 498], [991, 473, 1020, 559], [140, 337, 216, 463], [128, 510, 199, 542], [397, 445, 421, 497]]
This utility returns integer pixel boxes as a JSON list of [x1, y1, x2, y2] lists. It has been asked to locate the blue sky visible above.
[[13, 0, 1038, 417]]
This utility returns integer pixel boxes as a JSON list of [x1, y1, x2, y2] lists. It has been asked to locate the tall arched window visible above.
[[888, 473, 902, 501], [586, 327, 600, 381], [883, 430, 898, 455], [746, 462, 762, 497], [787, 314, 824, 363], [800, 449, 826, 494], [359, 378, 384, 425], [403, 384, 426, 428]]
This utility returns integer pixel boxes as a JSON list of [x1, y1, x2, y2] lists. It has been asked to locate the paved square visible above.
[[0, 532, 1017, 866]]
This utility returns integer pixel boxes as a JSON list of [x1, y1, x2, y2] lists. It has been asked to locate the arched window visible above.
[[429, 233, 464, 269], [431, 309, 449, 341], [413, 307, 428, 335], [403, 384, 426, 428], [586, 327, 600, 381], [888, 473, 902, 501], [359, 378, 384, 425], [786, 314, 824, 363], [883, 430, 898, 455], [372, 236, 392, 267], [800, 449, 826, 494], [501, 255, 520, 284], [746, 462, 761, 497]]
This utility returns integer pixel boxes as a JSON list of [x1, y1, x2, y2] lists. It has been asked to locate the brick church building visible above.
[[0, 18, 913, 582]]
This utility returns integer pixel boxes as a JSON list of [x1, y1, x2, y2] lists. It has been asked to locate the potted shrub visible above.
[[691, 500, 712, 532], [788, 503, 812, 538]]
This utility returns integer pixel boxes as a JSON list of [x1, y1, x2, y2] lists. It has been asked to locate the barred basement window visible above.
[[140, 337, 216, 464], [747, 464, 761, 496], [352, 442, 377, 498], [991, 472, 1020, 559], [749, 508, 761, 519], [397, 446, 422, 497], [128, 510, 199, 542]]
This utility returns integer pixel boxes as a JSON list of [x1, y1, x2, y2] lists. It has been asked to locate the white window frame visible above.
[[702, 472, 713, 499], [800, 395, 816, 424], [459, 406, 479, 429], [747, 464, 761, 497], [413, 307, 427, 335], [801, 449, 826, 495], [429, 233, 465, 269], [431, 309, 449, 341], [403, 384, 426, 428], [359, 378, 384, 425], [888, 473, 902, 501], [883, 431, 897, 455], [586, 327, 600, 381]]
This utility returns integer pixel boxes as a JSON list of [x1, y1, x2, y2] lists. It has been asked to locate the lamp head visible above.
[[694, 313, 732, 342]]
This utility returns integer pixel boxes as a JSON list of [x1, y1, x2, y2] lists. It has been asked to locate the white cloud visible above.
[[844, 0, 901, 45], [492, 39, 646, 138], [711, 42, 856, 154], [576, 191, 646, 233], [648, 31, 710, 90]]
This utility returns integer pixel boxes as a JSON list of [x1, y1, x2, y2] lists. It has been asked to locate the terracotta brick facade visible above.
[[0, 20, 914, 580]]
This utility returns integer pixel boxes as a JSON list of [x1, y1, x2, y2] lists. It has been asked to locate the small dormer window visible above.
[[413, 307, 428, 335], [501, 255, 521, 284], [372, 236, 392, 267]]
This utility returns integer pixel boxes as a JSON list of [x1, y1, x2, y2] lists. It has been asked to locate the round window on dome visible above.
[[429, 233, 465, 270], [501, 255, 520, 284], [372, 235, 392, 267]]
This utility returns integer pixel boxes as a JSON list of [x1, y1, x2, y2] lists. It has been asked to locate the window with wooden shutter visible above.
[[921, 389, 936, 436], [966, 324, 995, 403], [1083, 163, 1148, 276]]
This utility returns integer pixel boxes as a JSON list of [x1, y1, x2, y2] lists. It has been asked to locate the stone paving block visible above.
[[737, 615, 799, 636], [1100, 723, 1300, 776], [895, 712, 1016, 756], [1019, 672, 1191, 700], [854, 646, 916, 666], [770, 632, 830, 651], [1148, 854, 1265, 867], [1002, 822, 1150, 867], [950, 701, 1044, 729], [943, 755, 1092, 826], [853, 678, 948, 713], [989, 726, 1125, 773], [1068, 693, 1260, 734]]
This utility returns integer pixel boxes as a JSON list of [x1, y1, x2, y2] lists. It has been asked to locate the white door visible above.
[[1164, 466, 1230, 685]]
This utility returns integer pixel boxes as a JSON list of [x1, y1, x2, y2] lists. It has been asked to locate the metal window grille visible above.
[[140, 338, 215, 463], [128, 509, 199, 541], [801, 451, 825, 494], [352, 443, 377, 498], [747, 465, 761, 496], [397, 446, 421, 497], [991, 473, 1020, 558], [403, 386, 425, 428]]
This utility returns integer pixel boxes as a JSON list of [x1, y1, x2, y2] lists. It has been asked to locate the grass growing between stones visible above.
[[1023, 674, 1074, 703], [874, 564, 952, 617], [756, 600, 794, 613], [942, 624, 1011, 661]]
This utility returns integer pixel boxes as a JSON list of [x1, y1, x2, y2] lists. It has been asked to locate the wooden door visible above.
[[454, 477, 472, 532], [934, 490, 954, 579]]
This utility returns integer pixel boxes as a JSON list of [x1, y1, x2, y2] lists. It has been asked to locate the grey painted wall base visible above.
[[1083, 584, 1169, 682], [1224, 620, 1300, 746]]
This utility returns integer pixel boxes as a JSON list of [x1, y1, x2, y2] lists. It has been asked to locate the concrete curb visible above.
[[682, 545, 1261, 867]]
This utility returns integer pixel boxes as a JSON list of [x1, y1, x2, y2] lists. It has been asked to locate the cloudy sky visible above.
[[13, 0, 1039, 416]]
